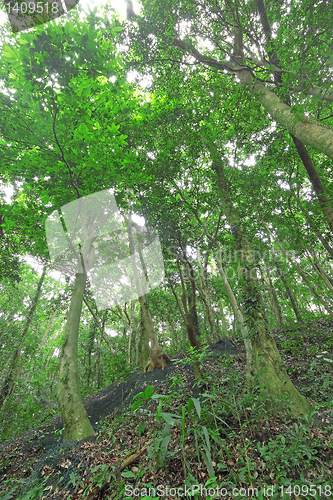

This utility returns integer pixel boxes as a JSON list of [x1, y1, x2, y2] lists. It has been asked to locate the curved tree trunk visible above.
[[256, 0, 333, 234], [56, 272, 95, 441]]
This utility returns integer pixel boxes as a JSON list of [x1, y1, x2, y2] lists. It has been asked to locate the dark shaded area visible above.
[[20, 337, 244, 451]]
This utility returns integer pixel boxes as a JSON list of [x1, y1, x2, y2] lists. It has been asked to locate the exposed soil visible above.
[[1, 320, 333, 499]]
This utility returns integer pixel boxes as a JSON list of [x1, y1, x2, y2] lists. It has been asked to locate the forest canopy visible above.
[[1, 0, 333, 496]]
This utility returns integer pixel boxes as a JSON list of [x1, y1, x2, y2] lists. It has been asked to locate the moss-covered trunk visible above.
[[213, 160, 309, 416], [56, 272, 95, 441]]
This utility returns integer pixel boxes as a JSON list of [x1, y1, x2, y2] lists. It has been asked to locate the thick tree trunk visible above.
[[56, 272, 95, 441], [0, 265, 47, 409], [256, 0, 333, 234], [213, 161, 309, 416]]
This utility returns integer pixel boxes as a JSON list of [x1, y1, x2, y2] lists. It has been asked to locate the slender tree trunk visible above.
[[93, 338, 102, 390], [197, 247, 220, 342], [187, 281, 201, 338], [0, 265, 47, 409], [167, 318, 176, 348], [169, 272, 201, 351], [87, 323, 95, 387], [265, 223, 333, 318], [56, 272, 95, 441], [215, 242, 253, 382], [304, 213, 333, 257], [271, 248, 303, 322], [127, 327, 132, 364], [83, 297, 114, 354], [125, 207, 170, 371], [219, 299, 229, 337], [137, 302, 150, 368], [266, 266, 284, 327], [40, 308, 58, 346]]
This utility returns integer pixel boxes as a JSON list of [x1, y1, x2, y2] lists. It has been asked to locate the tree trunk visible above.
[[266, 266, 284, 327], [125, 209, 170, 371], [137, 302, 150, 368], [93, 337, 102, 390], [187, 281, 201, 338], [219, 299, 229, 337], [83, 297, 114, 354], [56, 272, 95, 441], [265, 223, 333, 318], [215, 242, 253, 382], [271, 248, 303, 322], [213, 160, 309, 416], [0, 265, 47, 409], [87, 323, 95, 387], [255, 0, 333, 234], [197, 246, 220, 342]]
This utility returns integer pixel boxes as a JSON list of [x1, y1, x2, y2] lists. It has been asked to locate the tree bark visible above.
[[56, 272, 95, 441], [125, 210, 170, 370], [218, 299, 229, 337], [256, 0, 333, 233], [213, 160, 309, 416], [266, 265, 284, 327], [215, 242, 253, 382], [83, 297, 114, 354], [137, 301, 150, 368], [270, 247, 303, 322], [264, 223, 333, 318], [197, 246, 220, 342]]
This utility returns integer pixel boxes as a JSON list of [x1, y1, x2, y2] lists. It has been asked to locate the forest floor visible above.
[[1, 318, 333, 499]]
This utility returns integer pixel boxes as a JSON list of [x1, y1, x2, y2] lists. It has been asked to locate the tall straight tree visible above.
[[0, 11, 143, 440]]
